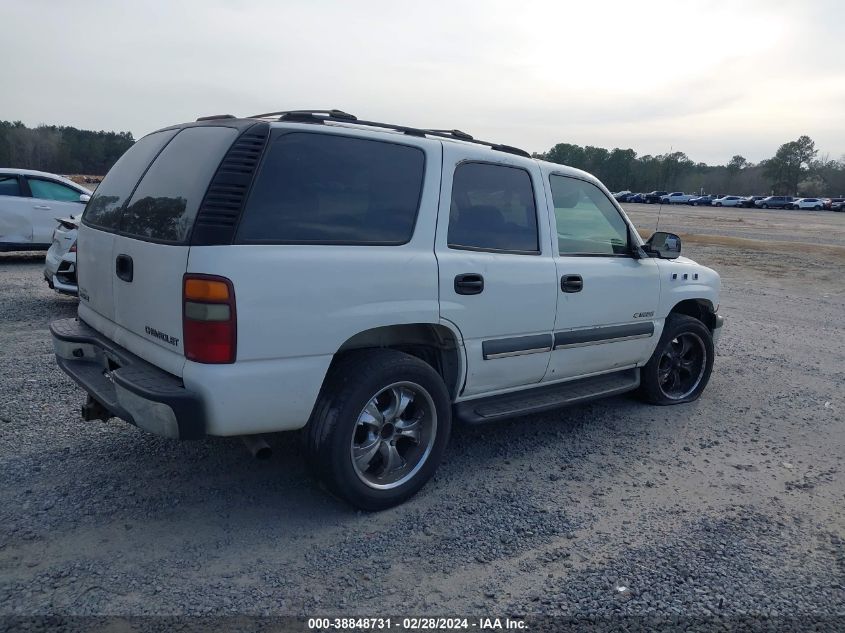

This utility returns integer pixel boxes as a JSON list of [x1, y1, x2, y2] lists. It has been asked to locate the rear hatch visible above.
[[77, 124, 240, 377]]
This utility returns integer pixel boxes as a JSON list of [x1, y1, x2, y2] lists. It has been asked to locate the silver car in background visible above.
[[44, 216, 79, 295]]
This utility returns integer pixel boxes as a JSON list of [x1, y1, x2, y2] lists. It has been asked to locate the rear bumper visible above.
[[50, 318, 205, 439], [44, 252, 78, 295]]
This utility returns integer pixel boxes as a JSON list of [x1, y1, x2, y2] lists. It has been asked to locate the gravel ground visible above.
[[1, 206, 844, 628]]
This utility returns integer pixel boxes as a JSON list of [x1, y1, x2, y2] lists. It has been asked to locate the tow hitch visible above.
[[81, 395, 111, 422]]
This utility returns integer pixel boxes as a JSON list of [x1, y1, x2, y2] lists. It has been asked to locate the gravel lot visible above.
[[1, 205, 844, 626]]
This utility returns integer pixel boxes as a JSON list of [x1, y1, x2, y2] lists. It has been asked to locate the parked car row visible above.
[[613, 190, 844, 211]]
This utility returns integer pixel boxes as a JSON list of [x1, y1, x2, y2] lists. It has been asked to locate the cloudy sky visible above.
[[2, 0, 843, 164]]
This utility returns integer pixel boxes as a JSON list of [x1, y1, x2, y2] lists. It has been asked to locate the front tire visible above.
[[639, 314, 714, 405], [306, 349, 452, 510]]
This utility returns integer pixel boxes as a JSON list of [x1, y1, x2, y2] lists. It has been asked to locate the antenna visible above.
[[655, 144, 672, 233], [655, 199, 664, 233]]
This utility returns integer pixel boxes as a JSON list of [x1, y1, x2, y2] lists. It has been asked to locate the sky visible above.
[[2, 0, 843, 165]]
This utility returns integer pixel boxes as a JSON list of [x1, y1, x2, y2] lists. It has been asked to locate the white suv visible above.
[[790, 198, 824, 210], [51, 110, 724, 509]]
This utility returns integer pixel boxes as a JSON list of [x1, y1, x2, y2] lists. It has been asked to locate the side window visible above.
[[120, 126, 238, 242], [0, 175, 21, 197], [550, 175, 630, 256], [237, 133, 425, 245], [447, 162, 539, 253], [27, 178, 82, 202]]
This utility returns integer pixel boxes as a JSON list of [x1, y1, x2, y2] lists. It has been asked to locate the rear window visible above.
[[236, 132, 425, 245], [447, 162, 539, 253], [0, 175, 20, 197], [84, 129, 178, 230], [120, 126, 238, 242]]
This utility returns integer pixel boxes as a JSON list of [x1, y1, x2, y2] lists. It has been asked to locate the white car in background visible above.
[[0, 169, 91, 251], [712, 195, 744, 207], [44, 216, 79, 295], [790, 198, 824, 210]]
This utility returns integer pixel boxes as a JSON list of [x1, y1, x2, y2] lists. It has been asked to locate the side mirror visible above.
[[644, 231, 682, 259], [79, 193, 91, 203]]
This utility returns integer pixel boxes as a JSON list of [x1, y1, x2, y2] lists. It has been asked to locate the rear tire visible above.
[[306, 349, 452, 510], [639, 314, 714, 405]]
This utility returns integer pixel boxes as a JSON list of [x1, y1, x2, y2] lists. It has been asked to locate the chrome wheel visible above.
[[350, 381, 437, 490], [657, 332, 707, 400]]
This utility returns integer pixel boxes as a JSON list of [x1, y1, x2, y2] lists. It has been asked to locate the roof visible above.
[[192, 109, 538, 161], [181, 110, 607, 191]]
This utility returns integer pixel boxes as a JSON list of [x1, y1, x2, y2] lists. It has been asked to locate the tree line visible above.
[[2, 119, 843, 197], [0, 120, 134, 175], [537, 135, 845, 197]]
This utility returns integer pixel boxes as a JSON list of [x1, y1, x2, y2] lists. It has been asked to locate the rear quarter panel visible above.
[[184, 136, 444, 433]]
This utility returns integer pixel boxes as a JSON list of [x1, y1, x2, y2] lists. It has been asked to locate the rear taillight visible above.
[[183, 274, 236, 364], [69, 242, 77, 253]]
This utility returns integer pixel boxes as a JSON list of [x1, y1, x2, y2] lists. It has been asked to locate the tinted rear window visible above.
[[236, 132, 425, 244], [448, 162, 539, 253], [120, 126, 238, 242], [84, 129, 178, 230], [0, 175, 21, 197]]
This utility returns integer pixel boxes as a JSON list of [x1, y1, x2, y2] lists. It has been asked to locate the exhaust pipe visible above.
[[241, 435, 271, 460]]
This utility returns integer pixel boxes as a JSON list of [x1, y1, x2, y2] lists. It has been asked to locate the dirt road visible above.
[[1, 206, 843, 624]]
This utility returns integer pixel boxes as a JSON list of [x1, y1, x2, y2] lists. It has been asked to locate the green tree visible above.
[[546, 143, 585, 169], [0, 120, 134, 174], [727, 155, 747, 176], [763, 135, 817, 195]]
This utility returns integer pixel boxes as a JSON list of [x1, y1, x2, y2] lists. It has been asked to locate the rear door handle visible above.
[[561, 274, 583, 293], [454, 273, 484, 295], [34, 205, 51, 210], [115, 254, 133, 282]]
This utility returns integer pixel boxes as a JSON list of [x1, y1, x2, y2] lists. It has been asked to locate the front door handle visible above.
[[34, 204, 51, 210], [561, 274, 583, 293], [454, 273, 484, 295], [115, 254, 133, 282]]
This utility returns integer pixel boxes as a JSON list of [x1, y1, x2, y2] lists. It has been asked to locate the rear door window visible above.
[[237, 132, 425, 244], [84, 129, 179, 230], [120, 126, 238, 242], [447, 162, 539, 253], [0, 175, 21, 197]]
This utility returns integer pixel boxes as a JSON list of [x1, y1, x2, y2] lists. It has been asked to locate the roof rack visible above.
[[244, 109, 531, 158], [250, 109, 357, 121]]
